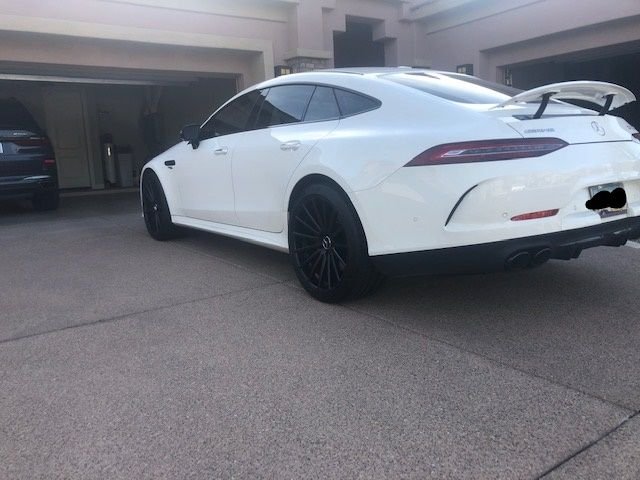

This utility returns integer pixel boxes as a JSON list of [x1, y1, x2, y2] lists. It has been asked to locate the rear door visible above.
[[231, 85, 340, 232]]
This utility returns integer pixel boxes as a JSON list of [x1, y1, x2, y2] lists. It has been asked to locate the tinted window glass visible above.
[[304, 87, 340, 122], [201, 90, 261, 139], [0, 99, 41, 132], [384, 72, 512, 104], [439, 72, 523, 97], [256, 85, 314, 128], [334, 89, 379, 116]]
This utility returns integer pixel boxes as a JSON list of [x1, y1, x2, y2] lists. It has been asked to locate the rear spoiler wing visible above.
[[492, 81, 636, 118]]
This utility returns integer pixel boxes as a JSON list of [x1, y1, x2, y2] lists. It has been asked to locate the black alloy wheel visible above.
[[142, 170, 179, 240], [289, 183, 384, 303]]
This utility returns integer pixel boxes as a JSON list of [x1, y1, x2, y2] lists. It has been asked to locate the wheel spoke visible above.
[[333, 249, 347, 268], [311, 198, 327, 231], [317, 254, 327, 287], [329, 252, 341, 282], [293, 231, 318, 240], [303, 204, 322, 232], [326, 252, 332, 289], [309, 251, 324, 281], [293, 243, 320, 253], [301, 249, 321, 267], [152, 210, 160, 232], [295, 215, 320, 235]]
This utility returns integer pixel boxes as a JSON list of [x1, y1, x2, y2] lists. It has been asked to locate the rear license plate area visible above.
[[588, 182, 627, 218]]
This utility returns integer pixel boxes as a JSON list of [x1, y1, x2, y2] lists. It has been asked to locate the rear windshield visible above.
[[383, 72, 521, 104], [0, 99, 41, 132]]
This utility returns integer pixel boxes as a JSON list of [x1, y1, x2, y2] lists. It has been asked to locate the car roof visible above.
[[320, 67, 444, 76], [251, 67, 458, 92]]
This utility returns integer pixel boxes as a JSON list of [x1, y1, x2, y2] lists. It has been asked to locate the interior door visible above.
[[43, 88, 91, 188]]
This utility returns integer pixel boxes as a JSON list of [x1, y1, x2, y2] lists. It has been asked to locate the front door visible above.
[[174, 90, 261, 225], [43, 88, 91, 188], [173, 134, 239, 225]]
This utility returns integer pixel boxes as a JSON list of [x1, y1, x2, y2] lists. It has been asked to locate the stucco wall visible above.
[[417, 0, 640, 81]]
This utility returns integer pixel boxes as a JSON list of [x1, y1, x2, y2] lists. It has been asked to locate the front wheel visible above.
[[142, 170, 179, 241], [288, 183, 384, 303]]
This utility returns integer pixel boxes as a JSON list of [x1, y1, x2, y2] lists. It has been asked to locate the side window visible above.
[[255, 85, 315, 128], [201, 90, 261, 139], [304, 87, 341, 122], [334, 89, 380, 117]]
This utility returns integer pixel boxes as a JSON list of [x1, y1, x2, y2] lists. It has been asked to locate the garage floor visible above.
[[1, 193, 639, 479]]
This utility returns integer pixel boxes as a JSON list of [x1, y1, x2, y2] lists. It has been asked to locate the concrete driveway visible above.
[[1, 193, 639, 479]]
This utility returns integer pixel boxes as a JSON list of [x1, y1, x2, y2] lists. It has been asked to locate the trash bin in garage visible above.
[[116, 145, 135, 188], [101, 134, 118, 186]]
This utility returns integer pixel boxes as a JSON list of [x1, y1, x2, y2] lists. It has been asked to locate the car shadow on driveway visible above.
[[348, 248, 640, 410]]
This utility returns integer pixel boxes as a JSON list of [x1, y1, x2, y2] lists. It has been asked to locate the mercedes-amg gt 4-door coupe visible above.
[[141, 68, 640, 302]]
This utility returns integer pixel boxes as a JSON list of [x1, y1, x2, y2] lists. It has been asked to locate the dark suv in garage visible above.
[[0, 98, 59, 211]]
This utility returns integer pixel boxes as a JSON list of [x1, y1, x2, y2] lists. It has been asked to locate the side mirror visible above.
[[180, 124, 201, 149]]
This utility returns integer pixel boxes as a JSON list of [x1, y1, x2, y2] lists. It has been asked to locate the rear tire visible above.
[[142, 170, 179, 241], [288, 183, 384, 303], [32, 191, 59, 211]]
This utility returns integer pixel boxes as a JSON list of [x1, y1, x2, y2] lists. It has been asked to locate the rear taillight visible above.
[[511, 209, 559, 221], [14, 137, 50, 147], [43, 159, 56, 168], [405, 138, 568, 166]]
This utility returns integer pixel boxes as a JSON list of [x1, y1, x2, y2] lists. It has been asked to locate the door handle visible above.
[[280, 140, 301, 151], [164, 160, 175, 167], [214, 146, 229, 155]]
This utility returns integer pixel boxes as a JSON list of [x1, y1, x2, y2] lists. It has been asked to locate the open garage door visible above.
[[506, 43, 640, 130], [0, 65, 237, 190]]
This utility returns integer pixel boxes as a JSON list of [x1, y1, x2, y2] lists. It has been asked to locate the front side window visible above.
[[255, 85, 315, 128], [201, 90, 261, 139]]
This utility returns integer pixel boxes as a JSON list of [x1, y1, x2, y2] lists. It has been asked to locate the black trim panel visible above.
[[371, 217, 640, 277]]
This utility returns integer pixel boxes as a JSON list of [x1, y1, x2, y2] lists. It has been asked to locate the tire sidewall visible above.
[[142, 170, 176, 240]]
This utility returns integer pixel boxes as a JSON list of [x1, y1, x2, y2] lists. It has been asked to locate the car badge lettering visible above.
[[591, 121, 606, 136]]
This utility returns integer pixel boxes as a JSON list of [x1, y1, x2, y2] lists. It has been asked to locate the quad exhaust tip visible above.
[[506, 248, 552, 270]]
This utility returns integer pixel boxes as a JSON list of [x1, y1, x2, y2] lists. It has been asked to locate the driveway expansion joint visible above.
[[536, 410, 640, 479], [341, 302, 635, 413], [0, 280, 285, 346]]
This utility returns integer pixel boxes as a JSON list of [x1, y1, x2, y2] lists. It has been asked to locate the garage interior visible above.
[[0, 64, 238, 191], [507, 41, 640, 129]]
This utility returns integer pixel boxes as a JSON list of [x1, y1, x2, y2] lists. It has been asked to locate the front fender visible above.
[[141, 146, 183, 217]]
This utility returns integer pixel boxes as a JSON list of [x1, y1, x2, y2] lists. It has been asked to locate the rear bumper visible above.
[[0, 176, 58, 199], [371, 216, 640, 276]]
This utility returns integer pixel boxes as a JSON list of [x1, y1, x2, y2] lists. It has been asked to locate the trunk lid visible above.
[[472, 103, 638, 144], [0, 129, 54, 179], [478, 80, 637, 144]]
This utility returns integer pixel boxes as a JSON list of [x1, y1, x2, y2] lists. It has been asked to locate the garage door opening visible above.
[[333, 20, 385, 68], [506, 46, 640, 129], [0, 70, 237, 190]]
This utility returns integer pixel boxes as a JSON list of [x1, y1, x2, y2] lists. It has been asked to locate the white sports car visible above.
[[141, 67, 640, 302]]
